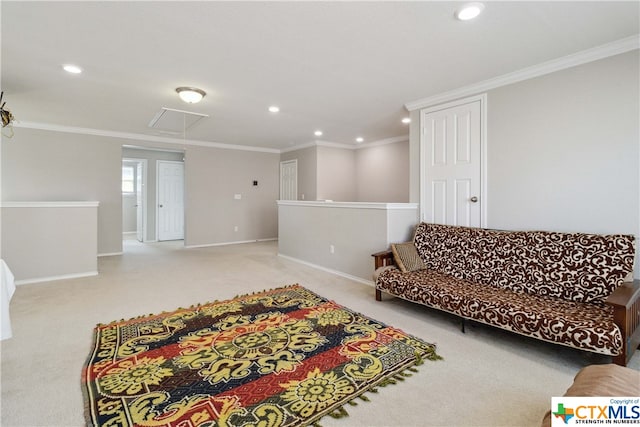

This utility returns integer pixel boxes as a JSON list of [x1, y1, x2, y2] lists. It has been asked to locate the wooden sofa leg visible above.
[[612, 352, 627, 367], [375, 289, 382, 301]]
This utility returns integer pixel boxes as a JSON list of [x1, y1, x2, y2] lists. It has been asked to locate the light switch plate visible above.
[[234, 194, 241, 200]]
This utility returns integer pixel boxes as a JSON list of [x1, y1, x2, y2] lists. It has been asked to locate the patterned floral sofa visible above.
[[373, 223, 640, 366]]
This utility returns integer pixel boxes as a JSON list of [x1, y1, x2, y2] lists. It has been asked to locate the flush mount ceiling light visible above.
[[455, 2, 485, 21], [176, 87, 206, 104], [268, 105, 280, 113], [63, 64, 83, 74], [402, 117, 411, 124], [356, 137, 364, 143], [314, 130, 323, 137]]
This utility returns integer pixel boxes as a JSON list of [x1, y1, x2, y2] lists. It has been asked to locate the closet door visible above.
[[157, 161, 184, 241], [421, 97, 482, 227]]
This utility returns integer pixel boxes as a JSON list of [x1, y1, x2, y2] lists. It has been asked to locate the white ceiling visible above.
[[2, 1, 638, 151]]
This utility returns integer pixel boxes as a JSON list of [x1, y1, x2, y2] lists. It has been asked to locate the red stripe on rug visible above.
[[215, 344, 350, 407]]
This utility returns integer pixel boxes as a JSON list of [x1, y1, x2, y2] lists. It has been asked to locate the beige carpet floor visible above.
[[1, 240, 638, 427]]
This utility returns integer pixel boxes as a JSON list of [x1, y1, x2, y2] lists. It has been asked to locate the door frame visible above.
[[419, 93, 488, 227], [280, 159, 298, 200], [122, 158, 147, 242], [156, 160, 185, 241]]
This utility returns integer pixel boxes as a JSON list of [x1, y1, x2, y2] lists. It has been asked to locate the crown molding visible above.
[[316, 140, 357, 150], [279, 140, 355, 153], [361, 135, 409, 148], [405, 35, 640, 111], [13, 121, 281, 154], [279, 135, 408, 153], [122, 144, 184, 154], [279, 141, 317, 153]]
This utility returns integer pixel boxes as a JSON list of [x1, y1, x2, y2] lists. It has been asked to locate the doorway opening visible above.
[[122, 158, 147, 242], [122, 146, 185, 249], [280, 159, 298, 200]]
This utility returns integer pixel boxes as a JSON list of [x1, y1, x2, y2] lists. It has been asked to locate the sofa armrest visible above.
[[372, 250, 396, 302], [372, 250, 395, 270], [606, 280, 640, 307], [605, 279, 640, 366]]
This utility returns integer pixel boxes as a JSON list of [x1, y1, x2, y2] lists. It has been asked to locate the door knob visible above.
[[470, 196, 478, 203], [159, 204, 164, 208]]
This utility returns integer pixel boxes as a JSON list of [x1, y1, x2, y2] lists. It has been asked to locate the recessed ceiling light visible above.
[[455, 2, 484, 21], [314, 130, 323, 137], [176, 87, 206, 103], [63, 64, 82, 74], [356, 137, 364, 143], [402, 117, 411, 124], [268, 106, 280, 113]]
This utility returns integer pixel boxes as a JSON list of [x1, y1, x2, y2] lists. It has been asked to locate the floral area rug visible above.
[[83, 284, 441, 427]]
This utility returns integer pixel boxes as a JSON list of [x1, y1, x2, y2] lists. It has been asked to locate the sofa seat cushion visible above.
[[376, 268, 623, 356]]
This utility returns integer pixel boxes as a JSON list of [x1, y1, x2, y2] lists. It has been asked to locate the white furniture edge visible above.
[[277, 201, 419, 210], [1, 201, 100, 208]]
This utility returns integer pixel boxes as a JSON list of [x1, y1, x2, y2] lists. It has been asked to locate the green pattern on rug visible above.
[[83, 284, 441, 426]]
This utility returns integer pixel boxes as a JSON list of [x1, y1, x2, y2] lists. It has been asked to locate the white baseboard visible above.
[[97, 252, 123, 257], [185, 238, 277, 249], [15, 271, 99, 286], [277, 253, 374, 287], [122, 232, 137, 236]]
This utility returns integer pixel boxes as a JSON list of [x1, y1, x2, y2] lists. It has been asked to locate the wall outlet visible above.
[[234, 226, 238, 232], [234, 194, 242, 200], [330, 245, 335, 254]]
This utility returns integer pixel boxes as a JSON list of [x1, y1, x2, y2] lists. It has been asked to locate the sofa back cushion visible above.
[[413, 223, 636, 304]]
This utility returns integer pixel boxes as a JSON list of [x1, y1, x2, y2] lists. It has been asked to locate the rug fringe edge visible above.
[[312, 347, 442, 426]]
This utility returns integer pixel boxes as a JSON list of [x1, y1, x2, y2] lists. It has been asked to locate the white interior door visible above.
[[280, 160, 298, 200], [157, 161, 184, 241], [421, 97, 483, 227]]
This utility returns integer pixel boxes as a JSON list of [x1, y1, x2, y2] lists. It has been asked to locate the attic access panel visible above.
[[148, 107, 208, 133]]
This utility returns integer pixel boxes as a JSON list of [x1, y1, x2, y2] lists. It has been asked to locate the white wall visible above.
[[355, 141, 409, 202], [280, 146, 317, 201], [316, 145, 356, 201], [487, 51, 638, 236], [184, 145, 279, 247], [281, 141, 410, 203], [1, 128, 281, 254], [1, 203, 98, 282], [278, 201, 418, 281], [409, 50, 640, 277], [1, 128, 122, 255]]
